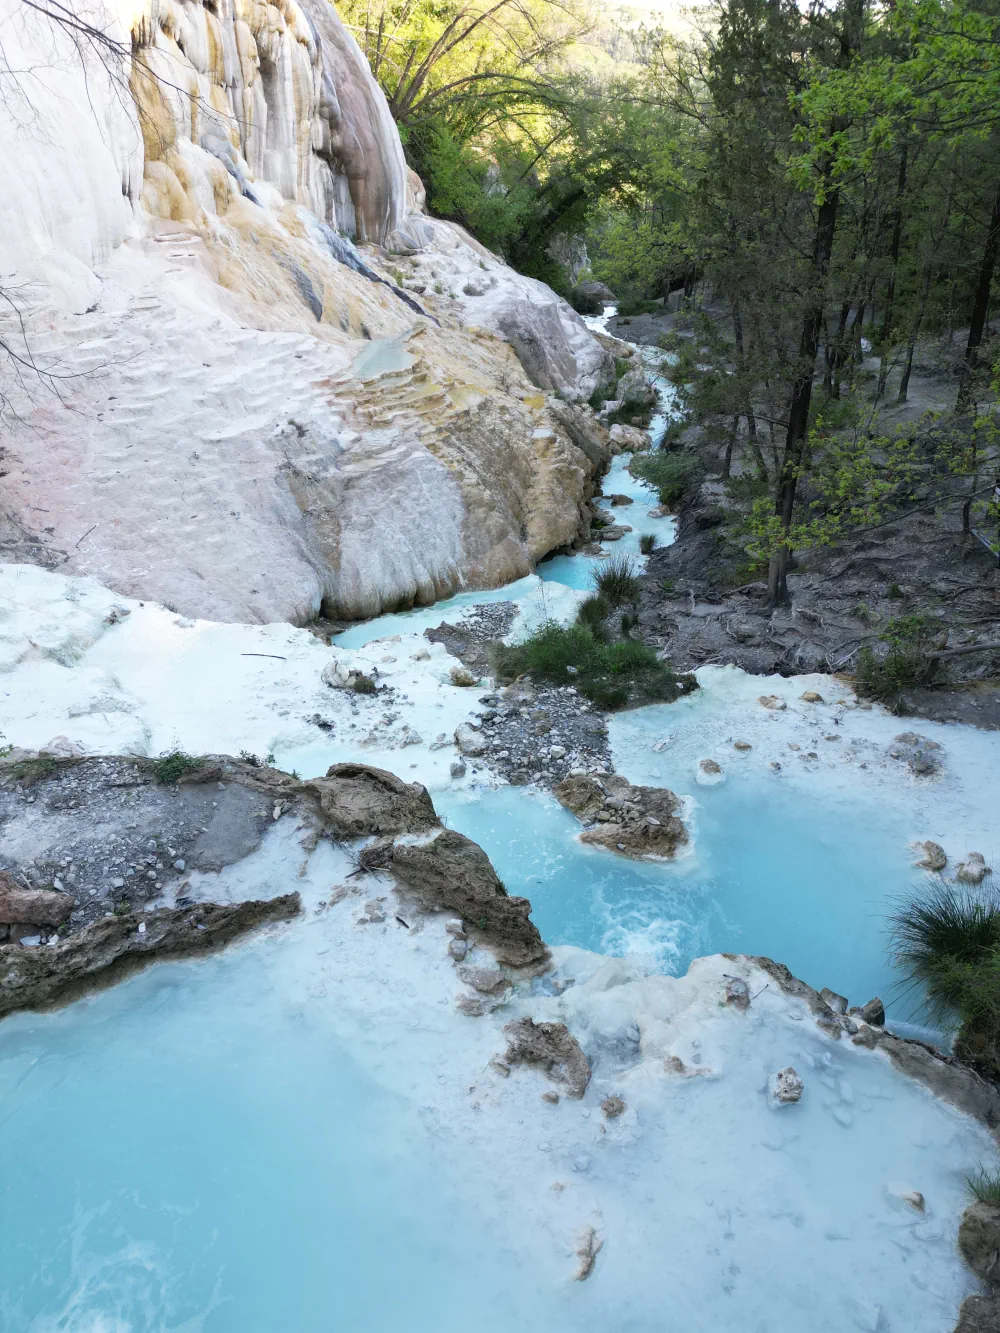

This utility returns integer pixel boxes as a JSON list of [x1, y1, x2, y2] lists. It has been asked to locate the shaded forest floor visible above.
[[630, 324, 1000, 727]]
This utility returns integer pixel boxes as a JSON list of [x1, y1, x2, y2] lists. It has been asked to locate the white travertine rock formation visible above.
[[0, 0, 610, 622]]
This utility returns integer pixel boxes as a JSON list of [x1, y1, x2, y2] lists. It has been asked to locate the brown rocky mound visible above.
[[503, 1017, 591, 1098], [392, 829, 546, 968], [553, 773, 687, 859]]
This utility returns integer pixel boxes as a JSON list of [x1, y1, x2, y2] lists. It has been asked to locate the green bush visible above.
[[576, 594, 610, 636], [152, 751, 204, 783], [239, 749, 277, 768], [889, 882, 1000, 1077], [639, 533, 657, 555], [855, 613, 939, 704], [10, 755, 60, 783], [593, 553, 641, 605], [411, 121, 532, 258], [615, 297, 663, 317], [629, 452, 698, 508], [493, 620, 691, 710]]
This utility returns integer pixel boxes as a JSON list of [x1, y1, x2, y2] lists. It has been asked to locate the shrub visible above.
[[587, 682, 629, 709], [629, 452, 698, 508], [238, 749, 277, 768], [576, 594, 610, 636], [152, 751, 204, 783], [639, 533, 657, 555], [855, 613, 939, 704], [352, 674, 377, 695], [967, 1166, 1000, 1206], [615, 297, 662, 317], [493, 620, 691, 710], [889, 881, 1000, 1077], [593, 553, 641, 606], [11, 754, 60, 783], [888, 582, 904, 600]]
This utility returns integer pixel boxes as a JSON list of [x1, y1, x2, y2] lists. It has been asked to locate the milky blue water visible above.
[[437, 780, 910, 1014], [0, 945, 566, 1333]]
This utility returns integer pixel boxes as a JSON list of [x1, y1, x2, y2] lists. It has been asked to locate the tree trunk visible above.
[[877, 146, 908, 399], [956, 177, 1000, 412], [850, 300, 866, 365], [766, 0, 862, 609], [767, 188, 841, 608], [733, 303, 768, 476], [897, 262, 932, 403], [723, 415, 739, 477], [825, 302, 850, 397]]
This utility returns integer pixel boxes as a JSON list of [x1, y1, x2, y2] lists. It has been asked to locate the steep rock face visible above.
[[0, 0, 609, 622], [130, 0, 408, 245]]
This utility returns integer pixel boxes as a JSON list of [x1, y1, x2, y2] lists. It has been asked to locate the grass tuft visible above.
[[639, 533, 657, 555], [593, 553, 641, 606], [966, 1165, 1000, 1206], [10, 754, 61, 784], [889, 881, 1000, 1076], [576, 593, 610, 636]]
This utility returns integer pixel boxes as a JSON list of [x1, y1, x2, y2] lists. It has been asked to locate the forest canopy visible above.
[[344, 0, 1000, 605]]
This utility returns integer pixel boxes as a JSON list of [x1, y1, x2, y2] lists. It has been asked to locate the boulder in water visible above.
[[570, 280, 616, 315], [772, 1067, 804, 1103], [957, 852, 991, 885], [454, 723, 488, 756], [914, 840, 948, 872], [391, 829, 546, 967], [849, 997, 886, 1026], [503, 1016, 591, 1098], [608, 424, 650, 452], [553, 773, 687, 860]]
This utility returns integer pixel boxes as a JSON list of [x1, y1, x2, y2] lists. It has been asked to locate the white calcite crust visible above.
[[0, 0, 610, 623]]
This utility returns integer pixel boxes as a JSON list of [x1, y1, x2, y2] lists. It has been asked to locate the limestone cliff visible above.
[[0, 0, 611, 622]]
